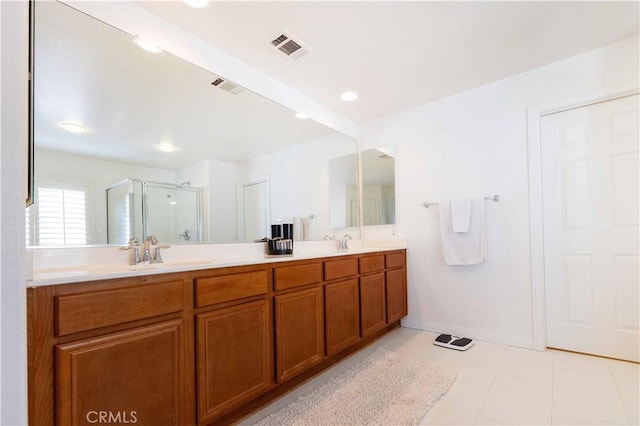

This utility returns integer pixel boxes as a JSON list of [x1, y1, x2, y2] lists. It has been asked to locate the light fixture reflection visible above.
[[155, 143, 177, 153], [182, 0, 209, 8], [340, 90, 359, 102], [133, 36, 163, 54], [59, 122, 87, 133], [295, 112, 308, 119]]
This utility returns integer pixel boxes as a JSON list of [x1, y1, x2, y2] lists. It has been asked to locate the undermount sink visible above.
[[35, 260, 218, 277], [127, 263, 166, 271], [127, 260, 214, 271]]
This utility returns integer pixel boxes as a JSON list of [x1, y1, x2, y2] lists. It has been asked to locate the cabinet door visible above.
[[274, 287, 324, 383], [197, 299, 272, 423], [325, 279, 360, 356], [386, 268, 407, 323], [56, 319, 185, 426], [360, 273, 387, 337]]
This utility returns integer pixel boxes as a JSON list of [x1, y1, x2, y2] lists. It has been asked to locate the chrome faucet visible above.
[[121, 237, 142, 265], [337, 234, 352, 251], [144, 235, 170, 264], [142, 236, 157, 264], [121, 236, 167, 265]]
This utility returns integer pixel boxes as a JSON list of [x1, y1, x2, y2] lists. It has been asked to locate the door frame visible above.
[[526, 88, 639, 351]]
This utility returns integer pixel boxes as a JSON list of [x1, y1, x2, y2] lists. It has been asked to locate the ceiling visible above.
[[136, 1, 640, 123], [35, 1, 335, 169]]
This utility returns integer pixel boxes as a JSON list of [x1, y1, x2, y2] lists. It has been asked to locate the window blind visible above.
[[37, 187, 87, 245]]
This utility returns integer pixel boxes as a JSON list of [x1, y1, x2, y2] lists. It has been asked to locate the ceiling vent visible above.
[[211, 77, 243, 95], [269, 32, 311, 60]]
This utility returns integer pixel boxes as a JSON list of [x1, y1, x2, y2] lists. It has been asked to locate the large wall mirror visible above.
[[28, 1, 359, 247]]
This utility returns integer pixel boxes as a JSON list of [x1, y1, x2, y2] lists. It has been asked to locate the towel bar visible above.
[[423, 194, 499, 208]]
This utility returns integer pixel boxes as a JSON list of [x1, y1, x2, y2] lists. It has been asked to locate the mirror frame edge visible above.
[[26, 0, 34, 207]]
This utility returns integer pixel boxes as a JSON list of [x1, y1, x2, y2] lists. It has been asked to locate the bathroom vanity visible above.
[[27, 248, 407, 425]]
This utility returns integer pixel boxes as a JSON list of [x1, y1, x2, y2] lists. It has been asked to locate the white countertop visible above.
[[27, 243, 405, 287]]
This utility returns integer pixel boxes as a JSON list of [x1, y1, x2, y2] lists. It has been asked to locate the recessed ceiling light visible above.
[[155, 143, 177, 153], [340, 90, 359, 102], [59, 122, 87, 133], [295, 112, 308, 119], [182, 0, 209, 8], [133, 36, 163, 54]]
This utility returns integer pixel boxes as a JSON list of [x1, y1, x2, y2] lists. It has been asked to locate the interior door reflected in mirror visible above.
[[329, 153, 359, 228], [360, 146, 396, 226], [28, 1, 359, 247]]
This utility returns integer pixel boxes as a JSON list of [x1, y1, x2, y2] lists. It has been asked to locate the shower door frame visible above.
[[142, 181, 203, 244]]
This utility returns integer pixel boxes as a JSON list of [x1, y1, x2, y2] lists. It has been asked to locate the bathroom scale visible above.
[[433, 333, 475, 351]]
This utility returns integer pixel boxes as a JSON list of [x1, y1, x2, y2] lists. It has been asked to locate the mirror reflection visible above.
[[329, 153, 359, 228], [29, 1, 359, 246], [106, 179, 203, 245], [360, 146, 396, 225]]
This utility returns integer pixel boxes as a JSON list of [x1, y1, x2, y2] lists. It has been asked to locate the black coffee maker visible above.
[[267, 223, 293, 255]]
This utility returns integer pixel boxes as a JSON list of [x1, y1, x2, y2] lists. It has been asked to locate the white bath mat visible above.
[[253, 348, 458, 425]]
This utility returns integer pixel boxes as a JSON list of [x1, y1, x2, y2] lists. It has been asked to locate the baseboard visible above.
[[401, 318, 535, 350]]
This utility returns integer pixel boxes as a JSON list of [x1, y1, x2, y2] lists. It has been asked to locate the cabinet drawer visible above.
[[385, 252, 406, 269], [196, 270, 268, 307], [324, 258, 357, 281], [274, 263, 323, 291], [55, 280, 184, 336], [358, 255, 385, 274]]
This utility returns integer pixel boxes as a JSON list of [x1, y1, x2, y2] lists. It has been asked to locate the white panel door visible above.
[[541, 94, 639, 362], [243, 181, 268, 242]]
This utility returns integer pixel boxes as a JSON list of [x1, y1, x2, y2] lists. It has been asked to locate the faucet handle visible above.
[[152, 247, 163, 264], [152, 245, 170, 263], [132, 247, 142, 265], [151, 246, 171, 263]]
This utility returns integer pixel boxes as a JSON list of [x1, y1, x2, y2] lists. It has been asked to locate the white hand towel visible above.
[[450, 198, 471, 233], [439, 198, 487, 265]]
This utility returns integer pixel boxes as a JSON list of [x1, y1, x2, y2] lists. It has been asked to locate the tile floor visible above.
[[241, 327, 639, 425]]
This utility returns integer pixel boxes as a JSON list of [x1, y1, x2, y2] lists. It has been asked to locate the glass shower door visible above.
[[106, 179, 143, 244], [144, 183, 201, 244]]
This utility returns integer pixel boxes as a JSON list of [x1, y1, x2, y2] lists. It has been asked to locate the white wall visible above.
[[0, 1, 29, 423], [238, 132, 358, 241], [207, 159, 239, 242], [362, 36, 640, 348], [35, 149, 176, 244]]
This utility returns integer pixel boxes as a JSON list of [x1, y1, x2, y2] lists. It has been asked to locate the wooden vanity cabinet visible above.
[[385, 251, 407, 324], [359, 273, 387, 337], [273, 262, 325, 383], [194, 267, 273, 423], [325, 279, 360, 356], [358, 254, 387, 337], [324, 257, 360, 356], [28, 250, 407, 426], [28, 275, 195, 426], [56, 319, 185, 426], [196, 299, 272, 423]]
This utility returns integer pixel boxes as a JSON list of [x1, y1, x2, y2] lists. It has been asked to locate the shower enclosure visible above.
[[106, 179, 202, 244]]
